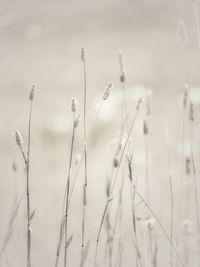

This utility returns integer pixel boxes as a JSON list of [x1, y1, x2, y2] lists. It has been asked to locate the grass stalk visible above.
[[166, 130, 174, 267], [15, 85, 35, 267], [94, 198, 113, 267], [94, 97, 142, 267], [130, 184, 184, 267], [189, 102, 200, 232], [81, 47, 88, 257], [26, 87, 34, 267], [127, 155, 143, 267], [63, 112, 76, 267]]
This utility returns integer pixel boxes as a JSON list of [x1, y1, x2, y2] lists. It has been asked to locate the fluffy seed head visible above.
[[102, 82, 113, 100], [71, 97, 77, 112], [29, 85, 35, 100], [74, 113, 81, 127], [81, 47, 86, 62], [15, 130, 23, 147], [189, 101, 194, 121]]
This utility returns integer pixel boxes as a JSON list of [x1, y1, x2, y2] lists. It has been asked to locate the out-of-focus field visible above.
[[1, 0, 200, 266]]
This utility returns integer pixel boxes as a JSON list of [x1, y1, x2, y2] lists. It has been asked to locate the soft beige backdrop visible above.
[[0, 0, 200, 266]]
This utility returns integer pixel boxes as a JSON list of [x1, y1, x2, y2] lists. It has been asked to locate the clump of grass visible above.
[[94, 97, 143, 267]]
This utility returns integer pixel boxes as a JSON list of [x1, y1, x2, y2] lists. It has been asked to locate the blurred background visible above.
[[0, 0, 200, 266]]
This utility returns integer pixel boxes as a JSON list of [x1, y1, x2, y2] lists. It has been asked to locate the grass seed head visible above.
[[185, 156, 191, 175], [113, 157, 119, 168], [119, 50, 126, 82], [29, 85, 35, 100], [189, 101, 194, 121], [81, 47, 86, 62], [102, 81, 113, 100], [74, 113, 81, 127], [71, 97, 77, 113], [120, 72, 126, 83], [143, 120, 149, 135], [15, 130, 23, 147]]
